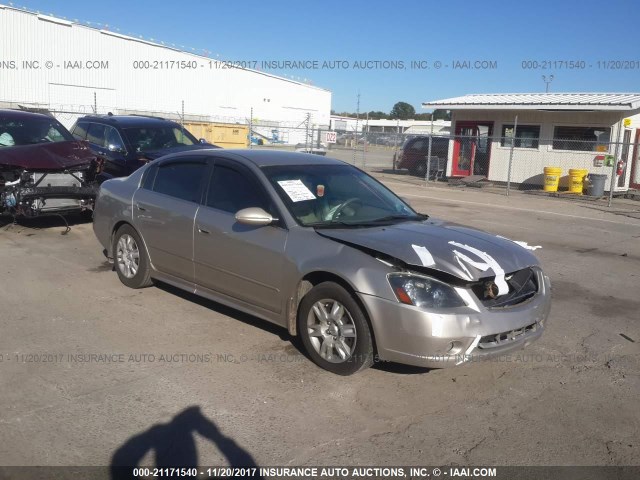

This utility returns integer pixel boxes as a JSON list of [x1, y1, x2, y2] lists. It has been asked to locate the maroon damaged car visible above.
[[0, 109, 100, 217]]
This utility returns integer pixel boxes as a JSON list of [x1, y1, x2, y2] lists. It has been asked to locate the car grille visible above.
[[471, 267, 539, 309], [478, 322, 539, 349]]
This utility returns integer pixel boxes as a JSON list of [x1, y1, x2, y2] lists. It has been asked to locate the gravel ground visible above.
[[0, 174, 638, 469]]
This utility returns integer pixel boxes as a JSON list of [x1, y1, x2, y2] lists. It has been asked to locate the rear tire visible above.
[[113, 225, 153, 289], [411, 161, 427, 177], [298, 282, 374, 375]]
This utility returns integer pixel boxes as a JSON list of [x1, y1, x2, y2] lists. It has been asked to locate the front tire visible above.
[[298, 282, 374, 375], [113, 225, 152, 289]]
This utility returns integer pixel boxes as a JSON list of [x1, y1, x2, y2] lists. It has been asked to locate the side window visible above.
[[206, 165, 268, 214], [86, 123, 107, 147], [411, 139, 425, 150], [71, 121, 88, 140], [153, 162, 206, 203], [105, 126, 125, 151], [141, 164, 158, 190]]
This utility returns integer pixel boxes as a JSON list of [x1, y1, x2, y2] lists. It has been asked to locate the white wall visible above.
[[448, 109, 640, 191], [0, 6, 331, 128]]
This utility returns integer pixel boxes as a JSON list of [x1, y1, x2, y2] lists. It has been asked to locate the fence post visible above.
[[608, 122, 622, 207], [506, 115, 518, 196], [426, 120, 434, 185], [393, 119, 399, 171], [304, 113, 313, 153], [249, 107, 253, 149]]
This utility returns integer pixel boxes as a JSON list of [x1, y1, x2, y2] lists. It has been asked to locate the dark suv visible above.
[[70, 115, 219, 178], [394, 135, 449, 177]]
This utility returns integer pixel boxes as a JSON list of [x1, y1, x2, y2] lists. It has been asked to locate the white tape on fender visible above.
[[411, 244, 436, 267], [448, 241, 509, 296], [497, 235, 542, 251]]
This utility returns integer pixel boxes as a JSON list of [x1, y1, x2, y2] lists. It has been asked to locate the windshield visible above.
[[0, 116, 74, 147], [123, 126, 197, 152], [263, 164, 423, 227]]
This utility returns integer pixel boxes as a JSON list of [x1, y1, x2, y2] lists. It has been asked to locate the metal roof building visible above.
[[0, 4, 331, 131], [421, 93, 640, 192], [423, 93, 640, 111]]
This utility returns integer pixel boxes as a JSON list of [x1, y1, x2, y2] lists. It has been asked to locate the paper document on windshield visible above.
[[278, 180, 316, 202]]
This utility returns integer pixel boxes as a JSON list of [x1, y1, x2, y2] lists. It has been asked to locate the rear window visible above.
[[123, 126, 197, 152]]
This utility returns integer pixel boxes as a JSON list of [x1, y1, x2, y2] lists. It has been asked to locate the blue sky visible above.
[[14, 0, 640, 113]]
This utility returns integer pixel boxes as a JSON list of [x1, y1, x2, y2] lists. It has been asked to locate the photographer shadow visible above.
[[110, 406, 262, 479]]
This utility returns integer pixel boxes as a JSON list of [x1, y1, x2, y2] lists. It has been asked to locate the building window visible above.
[[552, 126, 611, 152], [500, 125, 540, 148]]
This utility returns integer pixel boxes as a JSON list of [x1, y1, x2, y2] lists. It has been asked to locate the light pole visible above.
[[542, 75, 554, 93]]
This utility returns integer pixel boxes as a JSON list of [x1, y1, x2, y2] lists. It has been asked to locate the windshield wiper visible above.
[[307, 220, 362, 229], [367, 213, 428, 223], [308, 213, 428, 229]]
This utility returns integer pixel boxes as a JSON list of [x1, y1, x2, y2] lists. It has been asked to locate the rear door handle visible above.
[[197, 225, 210, 234], [136, 203, 147, 212]]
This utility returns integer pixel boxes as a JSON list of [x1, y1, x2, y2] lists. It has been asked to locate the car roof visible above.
[[0, 109, 59, 121], [158, 148, 349, 167], [76, 114, 180, 127]]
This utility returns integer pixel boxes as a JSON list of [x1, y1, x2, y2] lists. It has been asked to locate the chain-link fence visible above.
[[0, 97, 332, 151], [3, 97, 637, 208], [351, 130, 636, 206]]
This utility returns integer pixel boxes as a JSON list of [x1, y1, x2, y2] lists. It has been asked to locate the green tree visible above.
[[367, 111, 388, 120], [389, 102, 416, 120], [431, 109, 451, 121]]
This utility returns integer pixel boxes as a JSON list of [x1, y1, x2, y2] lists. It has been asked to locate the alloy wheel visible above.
[[306, 299, 357, 363]]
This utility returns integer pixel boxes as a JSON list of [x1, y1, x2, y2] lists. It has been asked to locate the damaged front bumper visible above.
[[1, 172, 98, 217], [359, 270, 551, 369]]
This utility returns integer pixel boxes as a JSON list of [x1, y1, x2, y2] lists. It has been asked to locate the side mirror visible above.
[[108, 144, 125, 154], [199, 138, 208, 144], [235, 207, 276, 226]]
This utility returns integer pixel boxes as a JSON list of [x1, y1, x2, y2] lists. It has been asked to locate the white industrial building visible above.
[[330, 115, 451, 135], [423, 93, 640, 192], [0, 4, 331, 141]]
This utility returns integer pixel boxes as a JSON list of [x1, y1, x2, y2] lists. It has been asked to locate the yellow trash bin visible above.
[[568, 168, 589, 194], [543, 167, 562, 192]]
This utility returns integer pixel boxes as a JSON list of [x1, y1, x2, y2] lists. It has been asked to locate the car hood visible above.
[[0, 141, 95, 170], [141, 144, 220, 160], [317, 218, 541, 282]]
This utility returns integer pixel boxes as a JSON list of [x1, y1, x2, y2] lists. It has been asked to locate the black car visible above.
[[70, 114, 219, 178]]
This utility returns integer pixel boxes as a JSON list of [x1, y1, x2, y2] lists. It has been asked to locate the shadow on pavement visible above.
[[0, 211, 92, 234], [110, 406, 262, 479]]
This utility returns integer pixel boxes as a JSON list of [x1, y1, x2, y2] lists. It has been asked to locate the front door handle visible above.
[[197, 225, 210, 234]]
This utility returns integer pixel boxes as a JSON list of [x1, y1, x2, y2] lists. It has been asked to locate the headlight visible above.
[[388, 273, 466, 309]]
